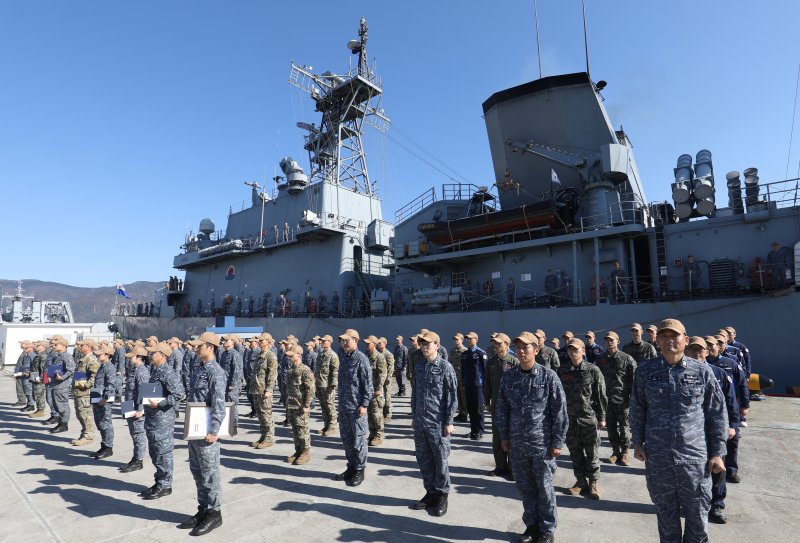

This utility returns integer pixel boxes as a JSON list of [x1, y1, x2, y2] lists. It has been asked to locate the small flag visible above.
[[550, 168, 561, 186], [116, 283, 131, 299]]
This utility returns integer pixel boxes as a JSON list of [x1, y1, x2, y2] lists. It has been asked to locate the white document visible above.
[[184, 403, 232, 440], [91, 395, 114, 404]]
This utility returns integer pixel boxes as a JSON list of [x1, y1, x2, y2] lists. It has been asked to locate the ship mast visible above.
[[288, 18, 390, 195]]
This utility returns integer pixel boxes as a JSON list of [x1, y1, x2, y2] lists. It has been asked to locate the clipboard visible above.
[[137, 382, 166, 405], [182, 402, 234, 440], [120, 400, 140, 419]]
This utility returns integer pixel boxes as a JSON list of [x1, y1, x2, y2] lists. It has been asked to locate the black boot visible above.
[[411, 492, 435, 510], [518, 524, 539, 543], [431, 492, 448, 516], [41, 416, 59, 426], [178, 508, 206, 530], [22, 405, 36, 412], [95, 446, 113, 460], [190, 509, 222, 536], [346, 469, 365, 487], [119, 459, 143, 473], [50, 422, 68, 434], [334, 467, 356, 481]]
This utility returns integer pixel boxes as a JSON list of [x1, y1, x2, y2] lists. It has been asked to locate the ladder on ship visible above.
[[655, 225, 667, 295]]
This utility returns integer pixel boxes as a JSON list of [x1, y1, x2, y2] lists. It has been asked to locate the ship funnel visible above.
[[743, 167, 760, 209], [693, 149, 715, 199], [280, 156, 309, 194], [672, 154, 693, 203], [725, 171, 744, 214]]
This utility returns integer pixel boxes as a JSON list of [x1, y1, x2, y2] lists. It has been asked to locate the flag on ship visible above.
[[550, 168, 561, 186], [116, 283, 131, 299]]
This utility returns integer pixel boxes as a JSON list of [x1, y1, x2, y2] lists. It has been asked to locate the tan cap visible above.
[[562, 331, 574, 339], [77, 338, 98, 347], [312, 335, 321, 340], [724, 326, 736, 334], [93, 344, 115, 356], [533, 329, 546, 339], [167, 337, 182, 344], [134, 340, 145, 346], [395, 335, 403, 340], [305, 340, 316, 346], [490, 332, 498, 338], [378, 337, 387, 344], [584, 331, 595, 338], [321, 334, 333, 343], [125, 346, 148, 358], [278, 340, 288, 345], [465, 331, 478, 340], [567, 338, 585, 349], [703, 335, 718, 346], [147, 342, 173, 357], [418, 330, 440, 344], [35, 340, 49, 348], [688, 336, 708, 348], [646, 325, 658, 332], [47, 334, 64, 341], [287, 335, 297, 340], [716, 329, 730, 337], [146, 335, 158, 342], [657, 318, 686, 335], [256, 332, 273, 341], [714, 334, 728, 344], [338, 328, 360, 341], [194, 331, 221, 347], [549, 338, 560, 344], [453, 333, 464, 340], [19, 340, 32, 347], [630, 323, 643, 331], [363, 335, 380, 345], [604, 331, 620, 341], [289, 345, 303, 355], [419, 328, 430, 334], [491, 333, 510, 344], [513, 331, 539, 346], [53, 337, 69, 347]]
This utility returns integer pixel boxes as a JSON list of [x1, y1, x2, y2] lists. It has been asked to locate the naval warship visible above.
[[112, 19, 800, 393]]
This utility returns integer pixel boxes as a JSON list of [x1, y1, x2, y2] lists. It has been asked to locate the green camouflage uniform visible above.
[[407, 347, 422, 385], [286, 362, 315, 453], [537, 345, 560, 370], [73, 354, 100, 440], [484, 352, 519, 474], [250, 349, 278, 443], [622, 341, 657, 363], [449, 345, 467, 418], [368, 350, 388, 440], [32, 351, 47, 412], [314, 348, 339, 431], [380, 348, 395, 419]]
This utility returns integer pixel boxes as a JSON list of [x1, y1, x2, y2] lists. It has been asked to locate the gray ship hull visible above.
[[113, 287, 799, 393]]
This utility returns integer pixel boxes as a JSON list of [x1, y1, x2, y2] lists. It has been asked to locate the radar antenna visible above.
[[288, 18, 390, 195]]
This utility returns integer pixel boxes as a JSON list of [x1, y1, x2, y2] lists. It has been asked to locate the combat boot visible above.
[[411, 492, 435, 510], [12, 401, 26, 407], [254, 440, 273, 449], [251, 434, 267, 447], [286, 448, 301, 464], [589, 480, 601, 500], [368, 435, 383, 447], [619, 451, 631, 466], [322, 427, 337, 437], [178, 507, 206, 529], [190, 509, 222, 536], [72, 436, 94, 446], [432, 492, 448, 517], [41, 416, 59, 425], [28, 410, 45, 418], [119, 459, 143, 473], [95, 446, 113, 460], [334, 467, 356, 481], [22, 405, 36, 412], [50, 422, 68, 434], [346, 469, 365, 487], [293, 449, 311, 465], [566, 477, 588, 496], [607, 449, 619, 465]]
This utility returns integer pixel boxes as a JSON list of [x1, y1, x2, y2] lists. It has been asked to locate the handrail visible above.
[[395, 187, 436, 224]]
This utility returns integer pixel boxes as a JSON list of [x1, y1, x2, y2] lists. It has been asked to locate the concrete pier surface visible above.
[[1, 372, 798, 542]]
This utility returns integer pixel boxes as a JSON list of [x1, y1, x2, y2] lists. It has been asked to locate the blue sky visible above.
[[1, 1, 798, 289]]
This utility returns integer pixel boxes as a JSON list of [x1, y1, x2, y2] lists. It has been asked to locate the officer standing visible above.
[[16, 341, 36, 411], [533, 330, 560, 370], [410, 331, 457, 517], [13, 341, 30, 407], [484, 333, 519, 478], [378, 337, 395, 422], [250, 333, 278, 449], [583, 332, 603, 364], [645, 325, 662, 357], [450, 333, 468, 422], [90, 344, 118, 460], [393, 336, 409, 397], [623, 323, 657, 362], [461, 332, 487, 440], [120, 346, 150, 473], [303, 341, 318, 372], [40, 336, 61, 425], [49, 337, 75, 434], [314, 334, 339, 436], [178, 332, 226, 536], [182, 340, 199, 397], [243, 337, 261, 417], [630, 319, 727, 543], [496, 332, 568, 543], [277, 340, 290, 425], [334, 328, 373, 487], [138, 342, 185, 500], [559, 338, 607, 500], [71, 338, 100, 446], [364, 335, 388, 447], [724, 326, 752, 377], [28, 341, 48, 418], [112, 338, 127, 383], [406, 335, 420, 385], [284, 344, 316, 465], [594, 331, 637, 465], [218, 336, 243, 435]]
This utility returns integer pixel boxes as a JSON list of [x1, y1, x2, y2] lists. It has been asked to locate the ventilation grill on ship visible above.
[[709, 259, 737, 291]]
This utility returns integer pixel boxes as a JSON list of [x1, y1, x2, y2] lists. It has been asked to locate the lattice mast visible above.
[[289, 18, 390, 195]]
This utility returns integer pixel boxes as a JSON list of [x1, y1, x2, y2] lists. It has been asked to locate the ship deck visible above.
[[1, 372, 798, 542]]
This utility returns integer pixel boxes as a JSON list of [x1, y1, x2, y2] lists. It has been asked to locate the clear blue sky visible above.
[[1, 1, 798, 288]]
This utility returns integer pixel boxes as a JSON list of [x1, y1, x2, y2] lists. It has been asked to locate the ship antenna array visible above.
[[581, 0, 591, 79], [288, 18, 390, 196], [533, 0, 543, 78]]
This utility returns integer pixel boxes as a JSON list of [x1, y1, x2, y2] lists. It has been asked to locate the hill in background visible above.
[[0, 279, 165, 322]]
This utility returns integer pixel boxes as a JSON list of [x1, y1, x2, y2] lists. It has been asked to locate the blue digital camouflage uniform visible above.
[[113, 346, 126, 379], [630, 356, 728, 543], [278, 350, 291, 409], [244, 345, 261, 412], [461, 346, 488, 436], [411, 354, 458, 494], [168, 348, 184, 376], [708, 353, 749, 478], [126, 364, 150, 461], [14, 351, 28, 404], [704, 362, 738, 511], [145, 363, 185, 490], [20, 350, 35, 406], [188, 359, 227, 512], [44, 348, 58, 416], [92, 360, 119, 448], [730, 339, 751, 377], [337, 349, 373, 471], [182, 348, 200, 394], [302, 349, 318, 372], [484, 352, 519, 474], [394, 343, 409, 395], [218, 347, 243, 434], [50, 350, 76, 423], [496, 364, 568, 536]]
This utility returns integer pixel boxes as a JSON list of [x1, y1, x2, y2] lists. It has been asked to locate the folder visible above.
[[91, 388, 114, 404], [120, 400, 139, 419], [29, 371, 40, 383], [137, 382, 166, 405], [182, 402, 233, 440], [73, 371, 88, 382], [46, 365, 62, 379]]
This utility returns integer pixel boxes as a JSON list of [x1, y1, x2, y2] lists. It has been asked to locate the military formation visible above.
[[9, 319, 754, 543]]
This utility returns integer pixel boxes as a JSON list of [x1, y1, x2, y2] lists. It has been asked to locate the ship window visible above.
[[451, 272, 465, 287]]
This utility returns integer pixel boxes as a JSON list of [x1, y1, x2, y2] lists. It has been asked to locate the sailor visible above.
[[610, 261, 627, 303], [684, 255, 702, 291], [139, 342, 185, 500], [364, 335, 387, 447], [277, 340, 290, 424], [461, 331, 487, 440], [450, 333, 468, 422], [708, 335, 749, 484], [767, 241, 788, 286], [112, 338, 127, 385], [410, 330, 457, 517], [313, 335, 323, 356], [284, 344, 316, 465], [594, 331, 637, 466], [219, 335, 243, 435], [166, 337, 185, 375], [120, 346, 149, 473], [232, 334, 245, 355], [314, 334, 339, 436], [40, 335, 63, 426], [630, 318, 727, 543], [12, 341, 28, 407], [49, 337, 75, 434], [622, 323, 657, 362], [71, 338, 100, 446], [559, 338, 607, 500], [333, 328, 373, 487], [645, 325, 662, 357], [544, 269, 559, 304], [484, 333, 519, 478], [496, 331, 568, 543], [90, 344, 118, 460], [583, 331, 603, 364], [182, 340, 199, 396], [533, 330, 560, 371], [377, 337, 395, 422], [17, 341, 36, 411], [27, 341, 48, 418], [302, 340, 318, 372], [724, 326, 752, 377], [406, 335, 419, 385], [556, 331, 573, 367], [146, 335, 159, 349], [177, 332, 226, 536], [243, 337, 261, 417], [687, 336, 739, 525], [506, 277, 516, 308], [251, 333, 278, 448], [394, 336, 409, 397]]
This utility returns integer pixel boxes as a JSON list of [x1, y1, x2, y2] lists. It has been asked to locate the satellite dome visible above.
[[199, 218, 215, 236]]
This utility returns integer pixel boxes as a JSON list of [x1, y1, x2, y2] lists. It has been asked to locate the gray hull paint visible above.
[[113, 288, 799, 392]]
